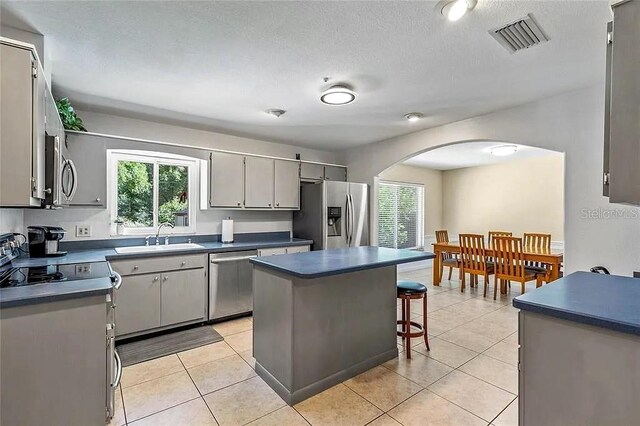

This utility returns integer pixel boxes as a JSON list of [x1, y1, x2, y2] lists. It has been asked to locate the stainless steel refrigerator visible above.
[[293, 181, 369, 250]]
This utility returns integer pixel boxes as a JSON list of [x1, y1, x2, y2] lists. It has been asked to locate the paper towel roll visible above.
[[222, 219, 234, 243]]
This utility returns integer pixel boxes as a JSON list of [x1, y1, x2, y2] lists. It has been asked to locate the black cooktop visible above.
[[0, 262, 113, 288]]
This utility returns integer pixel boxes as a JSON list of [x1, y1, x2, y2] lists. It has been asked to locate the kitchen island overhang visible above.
[[249, 246, 434, 405]]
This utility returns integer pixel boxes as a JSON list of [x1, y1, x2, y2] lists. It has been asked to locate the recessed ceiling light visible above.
[[265, 109, 286, 118], [490, 145, 518, 156], [438, 0, 477, 22], [404, 112, 424, 122], [320, 85, 356, 105]]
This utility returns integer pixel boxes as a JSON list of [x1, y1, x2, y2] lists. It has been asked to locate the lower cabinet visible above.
[[258, 245, 310, 256], [112, 254, 207, 338], [161, 269, 206, 326], [116, 273, 161, 336]]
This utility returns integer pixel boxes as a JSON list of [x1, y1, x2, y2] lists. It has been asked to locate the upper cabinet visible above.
[[274, 159, 300, 209], [66, 134, 107, 207], [324, 165, 348, 182], [245, 156, 275, 208], [0, 40, 46, 207], [209, 152, 245, 208], [209, 153, 300, 210], [603, 0, 640, 205], [300, 162, 347, 182]]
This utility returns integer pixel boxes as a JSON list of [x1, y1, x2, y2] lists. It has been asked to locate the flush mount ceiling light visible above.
[[404, 112, 424, 122], [320, 85, 356, 106], [265, 109, 286, 118], [490, 145, 519, 157], [437, 0, 477, 22]]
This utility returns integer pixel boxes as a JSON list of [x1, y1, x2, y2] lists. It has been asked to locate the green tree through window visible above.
[[114, 153, 194, 232]]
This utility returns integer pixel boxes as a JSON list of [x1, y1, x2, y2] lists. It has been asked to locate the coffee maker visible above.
[[28, 226, 67, 257]]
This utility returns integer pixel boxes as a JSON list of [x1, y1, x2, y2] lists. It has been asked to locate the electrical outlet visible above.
[[75, 264, 91, 274], [75, 225, 92, 237]]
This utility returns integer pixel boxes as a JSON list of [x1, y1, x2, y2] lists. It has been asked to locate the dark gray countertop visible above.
[[249, 246, 434, 278], [11, 238, 314, 267], [2, 238, 312, 308], [0, 277, 114, 309], [513, 271, 640, 336]]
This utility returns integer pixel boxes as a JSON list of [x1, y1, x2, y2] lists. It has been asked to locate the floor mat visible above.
[[117, 325, 224, 367]]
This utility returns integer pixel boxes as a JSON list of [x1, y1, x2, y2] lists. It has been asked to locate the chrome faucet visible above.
[[156, 222, 175, 245]]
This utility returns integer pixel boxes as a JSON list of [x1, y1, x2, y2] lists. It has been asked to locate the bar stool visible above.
[[397, 280, 430, 359]]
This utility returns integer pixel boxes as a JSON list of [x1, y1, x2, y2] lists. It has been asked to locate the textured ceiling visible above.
[[1, 1, 611, 151], [403, 141, 560, 170]]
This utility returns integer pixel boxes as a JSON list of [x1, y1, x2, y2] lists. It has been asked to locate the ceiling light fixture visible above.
[[490, 145, 519, 157], [438, 0, 477, 22], [320, 84, 356, 106], [404, 112, 424, 122], [265, 109, 286, 118]]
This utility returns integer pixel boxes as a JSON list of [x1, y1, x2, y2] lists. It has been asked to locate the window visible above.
[[108, 151, 198, 235], [377, 180, 424, 249]]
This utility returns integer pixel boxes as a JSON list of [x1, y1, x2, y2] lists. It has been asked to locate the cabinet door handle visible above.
[[153, 276, 159, 282], [276, 203, 280, 207], [163, 276, 168, 281], [133, 265, 139, 270], [237, 202, 241, 206], [181, 261, 186, 266]]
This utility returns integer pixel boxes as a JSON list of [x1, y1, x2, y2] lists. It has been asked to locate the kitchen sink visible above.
[[115, 243, 204, 254]]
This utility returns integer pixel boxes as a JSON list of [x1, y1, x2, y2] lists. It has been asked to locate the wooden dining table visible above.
[[432, 242, 564, 289]]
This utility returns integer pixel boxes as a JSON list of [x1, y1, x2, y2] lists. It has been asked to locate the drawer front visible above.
[[285, 245, 309, 254], [257, 247, 287, 257], [111, 254, 206, 276]]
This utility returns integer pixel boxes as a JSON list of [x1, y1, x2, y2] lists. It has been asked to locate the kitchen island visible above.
[[249, 246, 434, 404], [514, 271, 640, 425]]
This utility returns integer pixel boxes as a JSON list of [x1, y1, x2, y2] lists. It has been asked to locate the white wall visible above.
[[379, 164, 443, 238], [22, 110, 339, 241], [342, 86, 640, 276], [0, 209, 24, 235], [76, 111, 339, 164], [441, 154, 565, 240]]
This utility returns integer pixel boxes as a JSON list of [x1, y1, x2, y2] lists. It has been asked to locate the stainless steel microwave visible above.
[[44, 134, 77, 207]]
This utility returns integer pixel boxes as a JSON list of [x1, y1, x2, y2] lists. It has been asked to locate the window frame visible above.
[[377, 179, 425, 250], [108, 150, 199, 236]]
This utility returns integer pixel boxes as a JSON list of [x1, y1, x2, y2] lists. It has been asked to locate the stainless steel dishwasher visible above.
[[209, 250, 257, 320]]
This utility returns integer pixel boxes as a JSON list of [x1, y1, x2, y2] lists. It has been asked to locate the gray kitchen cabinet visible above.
[[324, 165, 348, 182], [603, 0, 640, 205], [286, 245, 310, 254], [112, 254, 207, 338], [274, 159, 300, 208], [0, 40, 46, 207], [67, 134, 107, 207], [300, 162, 325, 182], [1, 295, 109, 426], [160, 269, 206, 326], [210, 151, 245, 207], [245, 156, 275, 208], [115, 272, 161, 336]]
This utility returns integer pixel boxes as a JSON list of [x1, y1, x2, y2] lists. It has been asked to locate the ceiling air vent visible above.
[[489, 13, 549, 54]]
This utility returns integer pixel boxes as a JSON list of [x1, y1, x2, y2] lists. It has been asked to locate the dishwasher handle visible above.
[[210, 255, 255, 263]]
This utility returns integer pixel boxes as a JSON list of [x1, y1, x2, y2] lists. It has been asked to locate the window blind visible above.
[[377, 181, 424, 249]]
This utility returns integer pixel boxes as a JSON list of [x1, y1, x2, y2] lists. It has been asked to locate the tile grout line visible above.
[[176, 349, 222, 425], [399, 271, 520, 423]]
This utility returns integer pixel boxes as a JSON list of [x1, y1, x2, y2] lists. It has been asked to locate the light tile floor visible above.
[[110, 267, 528, 425]]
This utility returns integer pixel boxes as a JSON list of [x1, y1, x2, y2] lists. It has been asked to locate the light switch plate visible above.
[[75, 225, 92, 237], [75, 264, 91, 274]]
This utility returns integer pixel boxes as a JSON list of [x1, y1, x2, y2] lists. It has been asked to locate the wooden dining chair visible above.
[[523, 233, 553, 281], [435, 230, 461, 282], [492, 236, 545, 299], [459, 234, 494, 297], [488, 231, 512, 248], [523, 233, 551, 252]]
